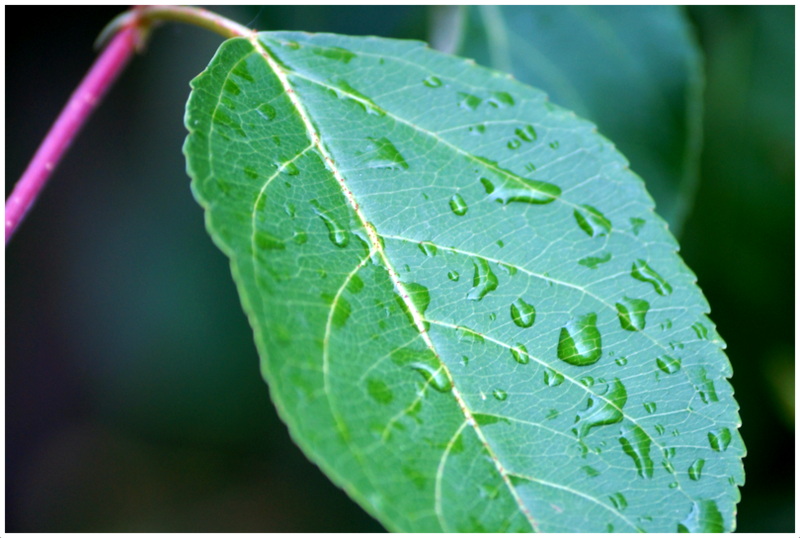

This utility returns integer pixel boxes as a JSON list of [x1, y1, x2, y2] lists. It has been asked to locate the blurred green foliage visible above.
[[6, 5, 793, 532]]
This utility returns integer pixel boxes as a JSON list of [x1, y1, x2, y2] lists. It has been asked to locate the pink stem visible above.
[[5, 23, 139, 245]]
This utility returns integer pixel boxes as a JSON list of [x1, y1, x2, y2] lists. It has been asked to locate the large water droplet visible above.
[[449, 193, 468, 216], [311, 200, 349, 248], [574, 204, 612, 237], [619, 424, 654, 478], [544, 368, 564, 387], [656, 355, 682, 374], [609, 492, 628, 511], [362, 137, 409, 170], [708, 427, 732, 451], [489, 176, 561, 205], [616, 297, 649, 331], [419, 241, 438, 257], [510, 343, 529, 364], [467, 258, 498, 301], [510, 298, 536, 328], [493, 389, 508, 401], [409, 361, 451, 392], [688, 459, 705, 481], [631, 260, 673, 295], [557, 313, 602, 366], [677, 500, 724, 532], [572, 378, 627, 438]]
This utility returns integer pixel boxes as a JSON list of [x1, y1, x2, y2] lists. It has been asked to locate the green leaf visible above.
[[184, 32, 742, 532], [446, 6, 704, 236]]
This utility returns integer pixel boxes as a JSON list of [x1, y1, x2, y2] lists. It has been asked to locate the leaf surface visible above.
[[445, 6, 704, 235], [184, 32, 743, 532]]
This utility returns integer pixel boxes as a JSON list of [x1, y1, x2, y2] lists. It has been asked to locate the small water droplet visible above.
[[449, 193, 468, 216], [510, 343, 529, 364], [656, 355, 682, 374], [654, 424, 666, 436], [487, 91, 514, 108], [668, 481, 679, 489], [582, 465, 600, 477], [549, 140, 560, 150], [578, 252, 612, 269], [457, 92, 482, 110], [688, 366, 719, 404], [510, 298, 536, 328], [615, 356, 628, 366], [244, 166, 259, 180], [677, 500, 724, 532], [557, 313, 602, 366], [283, 161, 300, 176], [488, 312, 497, 321], [257, 102, 276, 121], [496, 240, 504, 248], [255, 231, 285, 251], [366, 377, 393, 404], [544, 368, 564, 387], [447, 270, 460, 282], [619, 424, 654, 478], [409, 362, 451, 392], [293, 231, 308, 244], [362, 137, 409, 170], [643, 401, 657, 413], [467, 258, 498, 301], [311, 200, 349, 248], [692, 322, 709, 339], [423, 75, 442, 88], [493, 389, 508, 401], [224, 79, 241, 96], [616, 297, 649, 331], [546, 409, 559, 420], [469, 124, 486, 135], [708, 427, 732, 451], [631, 259, 673, 295], [688, 459, 705, 481], [321, 292, 351, 327], [507, 139, 522, 150], [630, 217, 646, 235], [609, 492, 628, 511], [572, 378, 627, 438], [480, 177, 495, 193], [312, 46, 356, 63], [580, 376, 595, 387], [574, 204, 611, 237], [419, 241, 438, 257]]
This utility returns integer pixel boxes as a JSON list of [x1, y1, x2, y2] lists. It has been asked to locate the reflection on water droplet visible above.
[[493, 389, 508, 401], [688, 459, 705, 481], [449, 193, 468, 216], [619, 424, 654, 478], [447, 270, 460, 282], [708, 428, 732, 451], [362, 137, 409, 170], [544, 368, 564, 387], [574, 204, 612, 237], [558, 313, 602, 366], [615, 356, 628, 366], [409, 362, 451, 392], [467, 258, 498, 301], [616, 297, 649, 331], [510, 298, 536, 328], [609, 492, 628, 511], [510, 343, 529, 364], [656, 355, 681, 374], [423, 75, 442, 88], [631, 260, 673, 295], [677, 500, 724, 532], [257, 102, 276, 121], [419, 241, 438, 257], [572, 378, 627, 438], [578, 252, 612, 269], [311, 200, 349, 248]]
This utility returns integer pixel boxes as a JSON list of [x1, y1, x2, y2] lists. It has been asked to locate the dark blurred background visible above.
[[5, 6, 794, 532]]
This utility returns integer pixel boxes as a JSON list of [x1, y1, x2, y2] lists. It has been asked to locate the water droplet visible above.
[[293, 231, 308, 244], [654, 424, 666, 436], [329, 77, 384, 116], [468, 124, 486, 135], [549, 141, 560, 150], [489, 176, 561, 205], [255, 231, 285, 251], [557, 313, 602, 366], [403, 264, 411, 272], [573, 204, 611, 237], [366, 377, 393, 404], [516, 125, 537, 142], [677, 500, 724, 532], [580, 376, 595, 387], [224, 79, 241, 96], [423, 75, 442, 88], [493, 389, 508, 401], [449, 193, 468, 216], [692, 322, 709, 339], [496, 240, 504, 248], [544, 368, 564, 387], [708, 427, 732, 451], [404, 282, 430, 318], [311, 200, 349, 248], [284, 202, 296, 218], [616, 297, 649, 331], [232, 62, 255, 82], [582, 465, 600, 477], [312, 46, 355, 63], [656, 355, 681, 374], [619, 424, 654, 478], [630, 217, 646, 235], [362, 137, 409, 170], [244, 166, 259, 180], [467, 258, 498, 301], [457, 92, 482, 110], [507, 139, 522, 150], [631, 260, 673, 295], [572, 378, 627, 438], [447, 270, 460, 282], [409, 362, 451, 392], [510, 298, 536, 328], [458, 326, 485, 344], [609, 492, 628, 511], [419, 241, 438, 257], [688, 459, 705, 481], [615, 356, 628, 366], [688, 366, 719, 404], [461, 355, 469, 366], [257, 102, 276, 121], [510, 343, 529, 364], [480, 177, 495, 193], [283, 161, 300, 176], [643, 401, 657, 414], [321, 292, 351, 328], [578, 252, 612, 269], [546, 409, 559, 420], [487, 91, 514, 108]]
